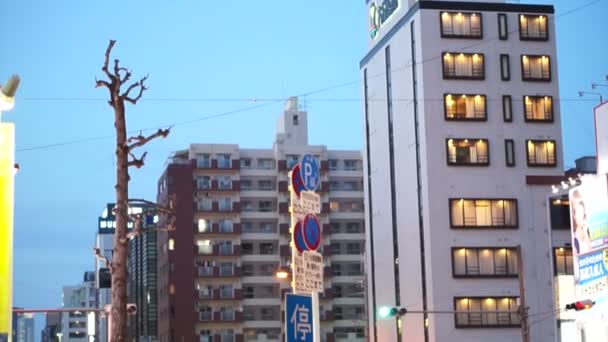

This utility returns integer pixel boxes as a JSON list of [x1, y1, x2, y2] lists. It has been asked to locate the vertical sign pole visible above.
[[312, 291, 321, 342]]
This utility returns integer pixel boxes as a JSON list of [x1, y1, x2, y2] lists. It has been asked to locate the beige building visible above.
[[156, 98, 366, 342]]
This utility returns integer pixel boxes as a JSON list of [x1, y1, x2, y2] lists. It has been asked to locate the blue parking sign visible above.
[[300, 154, 319, 191], [286, 293, 313, 342]]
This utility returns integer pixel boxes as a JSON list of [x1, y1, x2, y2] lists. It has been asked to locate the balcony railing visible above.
[[198, 266, 213, 276], [199, 312, 212, 321]]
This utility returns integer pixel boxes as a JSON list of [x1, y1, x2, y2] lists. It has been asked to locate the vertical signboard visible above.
[[286, 293, 313, 342], [569, 174, 608, 300], [0, 123, 15, 341], [595, 101, 608, 175]]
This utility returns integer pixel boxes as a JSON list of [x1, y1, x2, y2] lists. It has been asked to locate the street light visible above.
[[0, 74, 20, 113], [275, 266, 290, 280], [56, 332, 63, 342]]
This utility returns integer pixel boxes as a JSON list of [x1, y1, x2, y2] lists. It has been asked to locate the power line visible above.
[[15, 0, 601, 153]]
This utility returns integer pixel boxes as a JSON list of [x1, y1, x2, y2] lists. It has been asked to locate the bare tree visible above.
[[95, 39, 170, 341]]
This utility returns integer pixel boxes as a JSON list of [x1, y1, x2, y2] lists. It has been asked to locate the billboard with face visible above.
[[570, 174, 608, 300]]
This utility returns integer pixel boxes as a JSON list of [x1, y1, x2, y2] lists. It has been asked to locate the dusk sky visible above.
[[1, 0, 607, 335]]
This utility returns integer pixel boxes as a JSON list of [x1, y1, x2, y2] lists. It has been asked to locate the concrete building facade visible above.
[[361, 1, 562, 341], [156, 98, 366, 342], [61, 272, 97, 341]]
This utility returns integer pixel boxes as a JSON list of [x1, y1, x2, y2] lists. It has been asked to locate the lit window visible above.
[[521, 55, 550, 81], [553, 247, 574, 275], [454, 297, 520, 327], [526, 140, 556, 166], [524, 96, 553, 122], [549, 196, 570, 230], [446, 139, 489, 165], [440, 12, 482, 38], [330, 201, 340, 212], [452, 247, 518, 277], [519, 14, 548, 40], [443, 52, 485, 79], [198, 219, 211, 233], [450, 199, 518, 228], [169, 284, 175, 295], [168, 238, 175, 250], [444, 94, 486, 120]]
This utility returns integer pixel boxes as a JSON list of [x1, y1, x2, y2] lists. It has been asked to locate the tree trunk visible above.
[[112, 100, 129, 342]]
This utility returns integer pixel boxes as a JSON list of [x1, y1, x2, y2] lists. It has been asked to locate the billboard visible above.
[[569, 174, 608, 300], [595, 101, 608, 175]]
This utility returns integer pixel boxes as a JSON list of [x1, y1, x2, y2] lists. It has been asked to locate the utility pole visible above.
[[516, 245, 530, 342], [95, 40, 170, 342]]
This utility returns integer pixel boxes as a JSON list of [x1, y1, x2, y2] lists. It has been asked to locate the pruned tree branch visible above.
[[127, 151, 147, 168], [93, 247, 113, 273], [113, 59, 132, 84], [95, 76, 110, 89], [127, 128, 171, 151], [102, 40, 117, 81], [122, 75, 149, 104]]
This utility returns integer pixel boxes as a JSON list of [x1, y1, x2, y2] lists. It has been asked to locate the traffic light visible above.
[[379, 306, 407, 319], [565, 299, 595, 311]]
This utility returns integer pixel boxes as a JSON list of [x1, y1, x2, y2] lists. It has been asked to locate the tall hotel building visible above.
[[361, 1, 562, 341], [156, 98, 366, 342]]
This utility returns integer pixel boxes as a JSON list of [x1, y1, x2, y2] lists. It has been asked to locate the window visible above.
[[241, 242, 253, 255], [219, 198, 232, 211], [521, 55, 550, 81], [502, 95, 512, 122], [330, 181, 340, 191], [197, 176, 211, 190], [198, 219, 211, 233], [198, 198, 212, 211], [346, 222, 362, 233], [329, 159, 339, 171], [554, 247, 574, 275], [286, 155, 299, 169], [241, 201, 253, 212], [258, 180, 273, 191], [240, 158, 252, 169], [440, 12, 482, 38], [197, 240, 213, 255], [505, 139, 515, 167], [442, 52, 485, 80], [454, 297, 520, 328], [344, 159, 360, 171], [242, 264, 254, 276], [240, 179, 252, 190], [524, 96, 553, 122], [343, 181, 360, 191], [444, 94, 486, 120], [450, 199, 518, 228], [220, 284, 233, 298], [217, 176, 232, 189], [498, 13, 508, 40], [218, 241, 233, 255], [549, 197, 570, 230], [259, 201, 273, 212], [260, 243, 275, 255], [446, 139, 489, 166], [218, 154, 231, 168], [519, 14, 548, 40], [500, 54, 510, 81], [197, 154, 211, 168], [257, 158, 273, 170], [168, 239, 175, 250], [293, 114, 299, 126], [219, 219, 233, 233], [452, 247, 518, 277], [526, 140, 556, 166]]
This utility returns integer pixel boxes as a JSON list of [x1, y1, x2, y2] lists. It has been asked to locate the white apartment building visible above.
[[361, 1, 562, 341], [61, 272, 97, 341], [156, 97, 366, 342]]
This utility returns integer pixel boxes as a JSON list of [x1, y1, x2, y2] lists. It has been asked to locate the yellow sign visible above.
[[0, 123, 15, 339]]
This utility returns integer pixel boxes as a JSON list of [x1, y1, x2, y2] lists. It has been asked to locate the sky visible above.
[[1, 0, 607, 336]]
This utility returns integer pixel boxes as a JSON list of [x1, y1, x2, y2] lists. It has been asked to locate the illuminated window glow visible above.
[[440, 11, 482, 38], [519, 14, 548, 40]]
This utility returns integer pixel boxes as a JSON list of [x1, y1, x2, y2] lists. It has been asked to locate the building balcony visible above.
[[278, 181, 288, 193], [320, 288, 334, 300], [321, 310, 335, 322], [277, 160, 288, 171], [194, 202, 241, 214], [278, 202, 289, 214], [196, 245, 241, 257], [194, 159, 240, 171], [196, 266, 241, 278], [280, 245, 291, 258], [194, 223, 242, 235], [198, 289, 243, 301]]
